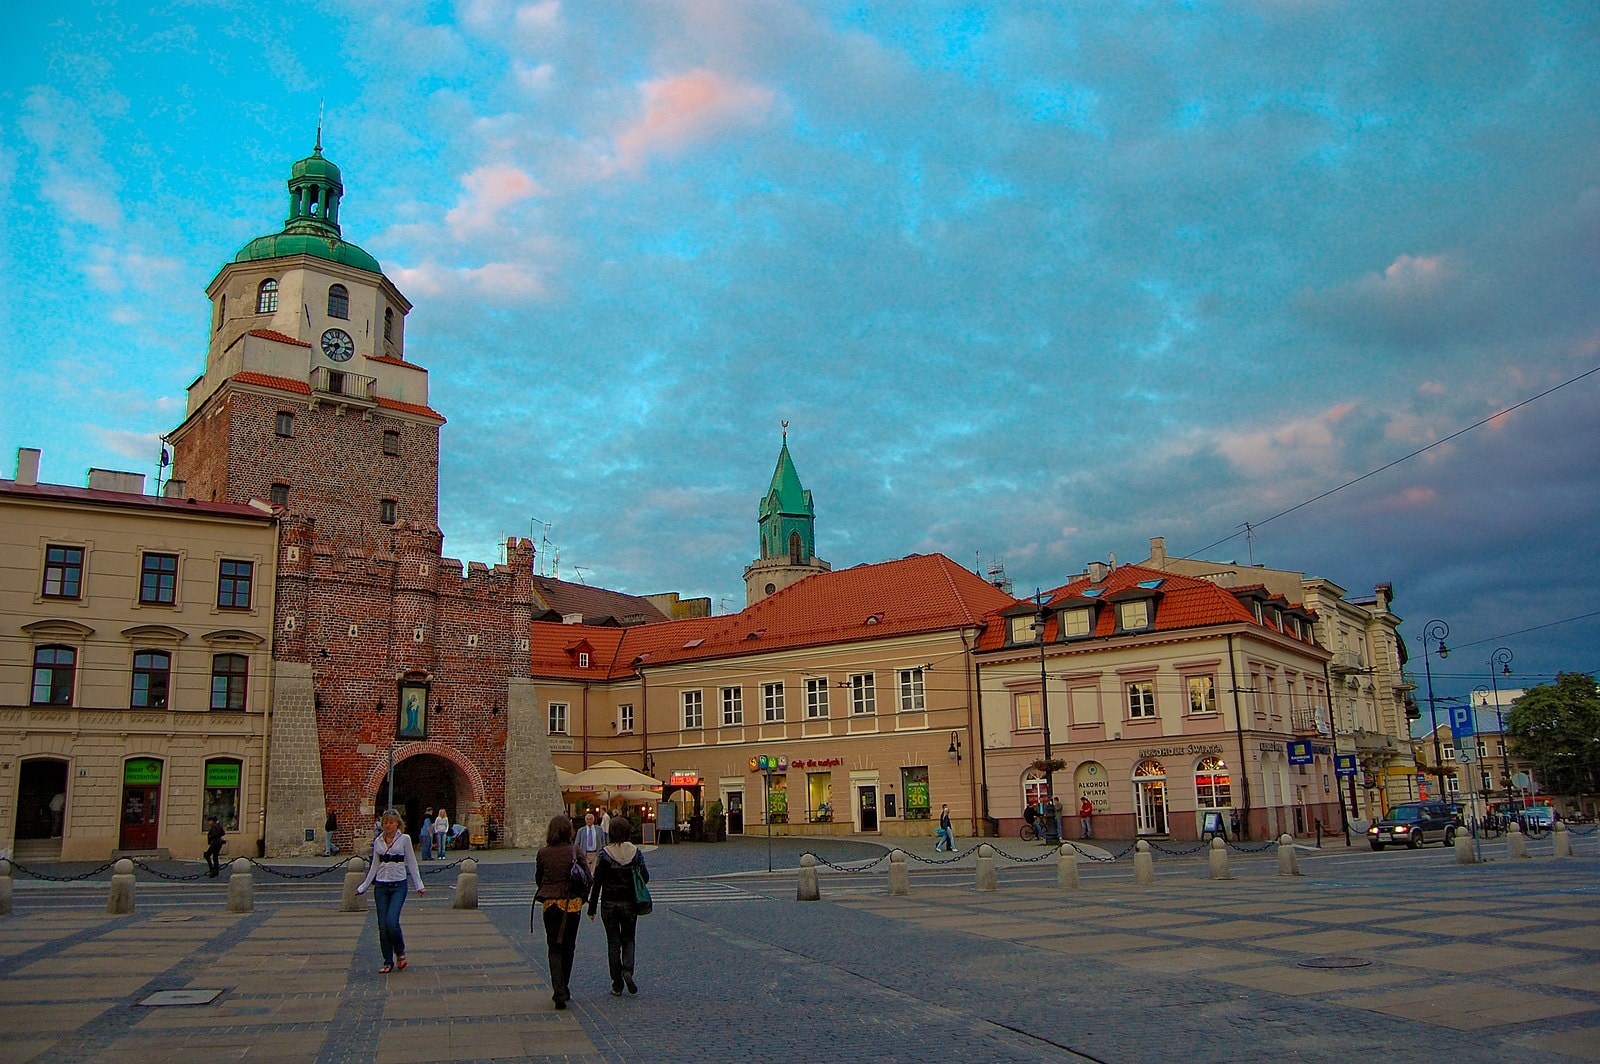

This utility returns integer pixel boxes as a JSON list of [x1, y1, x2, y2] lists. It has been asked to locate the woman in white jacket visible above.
[[357, 808, 425, 973]]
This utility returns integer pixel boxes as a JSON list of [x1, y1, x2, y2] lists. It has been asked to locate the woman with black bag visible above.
[[586, 815, 649, 995], [534, 814, 586, 1009]]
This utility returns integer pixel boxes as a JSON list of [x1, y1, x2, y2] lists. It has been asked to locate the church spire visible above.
[[744, 427, 829, 605]]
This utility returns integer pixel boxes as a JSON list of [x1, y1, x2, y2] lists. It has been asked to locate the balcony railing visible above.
[[1329, 648, 1364, 674], [310, 367, 375, 403]]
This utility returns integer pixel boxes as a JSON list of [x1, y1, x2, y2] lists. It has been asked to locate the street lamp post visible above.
[[1420, 619, 1450, 800], [1489, 647, 1513, 806], [1035, 598, 1056, 824]]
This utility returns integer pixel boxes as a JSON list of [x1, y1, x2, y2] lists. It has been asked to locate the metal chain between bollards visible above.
[[801, 852, 889, 873], [1226, 840, 1280, 853], [4, 859, 116, 882], [128, 857, 208, 882], [901, 845, 980, 865], [245, 855, 360, 880], [994, 846, 1057, 864]]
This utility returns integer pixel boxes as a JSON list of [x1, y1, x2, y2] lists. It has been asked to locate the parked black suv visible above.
[[1367, 801, 1462, 850]]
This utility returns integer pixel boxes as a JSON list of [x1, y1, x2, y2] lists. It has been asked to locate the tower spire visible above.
[[315, 101, 324, 154]]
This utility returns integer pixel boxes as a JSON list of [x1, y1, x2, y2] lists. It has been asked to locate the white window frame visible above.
[[721, 686, 743, 726], [849, 673, 876, 715], [1014, 690, 1040, 731], [618, 703, 634, 733], [1117, 600, 1150, 631], [547, 701, 569, 735], [1186, 675, 1217, 715], [682, 690, 704, 730], [1061, 608, 1092, 637], [1126, 680, 1156, 719], [805, 677, 829, 720], [897, 667, 926, 712], [762, 682, 785, 723]]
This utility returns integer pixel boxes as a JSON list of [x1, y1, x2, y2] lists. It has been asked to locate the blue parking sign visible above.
[[1448, 705, 1475, 739]]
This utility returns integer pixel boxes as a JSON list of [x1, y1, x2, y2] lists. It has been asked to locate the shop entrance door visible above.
[[726, 790, 744, 835], [120, 785, 161, 850], [857, 786, 878, 832], [1132, 758, 1168, 836]]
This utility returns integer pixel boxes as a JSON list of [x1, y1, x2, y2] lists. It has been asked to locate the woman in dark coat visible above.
[[587, 815, 649, 995], [534, 814, 584, 1008]]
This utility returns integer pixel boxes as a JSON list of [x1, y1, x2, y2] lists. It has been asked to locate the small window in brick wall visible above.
[[382, 430, 400, 456], [276, 412, 294, 437], [380, 499, 397, 524], [270, 483, 289, 507]]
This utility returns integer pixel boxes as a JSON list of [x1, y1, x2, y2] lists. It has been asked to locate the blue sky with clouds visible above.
[[3, 2, 1597, 705]]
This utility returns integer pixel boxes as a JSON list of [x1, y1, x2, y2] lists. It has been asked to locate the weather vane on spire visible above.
[[315, 99, 324, 153], [781, 419, 789, 440]]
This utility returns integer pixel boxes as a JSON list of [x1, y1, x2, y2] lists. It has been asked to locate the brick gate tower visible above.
[[167, 136, 561, 854]]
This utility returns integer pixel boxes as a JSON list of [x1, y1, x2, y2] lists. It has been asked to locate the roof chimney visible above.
[[1086, 561, 1109, 584], [15, 448, 40, 487], [163, 479, 188, 498], [1149, 536, 1166, 566], [87, 468, 147, 495]]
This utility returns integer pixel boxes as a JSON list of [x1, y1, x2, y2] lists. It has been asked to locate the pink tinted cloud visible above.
[[444, 164, 541, 238], [609, 68, 776, 174], [1214, 401, 1357, 477]]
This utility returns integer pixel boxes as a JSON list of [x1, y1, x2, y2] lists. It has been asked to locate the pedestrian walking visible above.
[[1079, 796, 1094, 840], [356, 808, 425, 974], [420, 806, 435, 860], [433, 808, 450, 858], [935, 804, 954, 851], [535, 815, 585, 1009], [587, 815, 648, 996], [204, 815, 226, 877], [324, 807, 339, 856], [49, 791, 65, 837], [576, 812, 605, 876]]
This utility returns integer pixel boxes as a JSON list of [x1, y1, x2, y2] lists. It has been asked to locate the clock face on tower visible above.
[[320, 328, 355, 362]]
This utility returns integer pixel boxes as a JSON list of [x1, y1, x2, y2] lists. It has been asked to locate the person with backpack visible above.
[[534, 814, 586, 1009], [587, 815, 649, 996]]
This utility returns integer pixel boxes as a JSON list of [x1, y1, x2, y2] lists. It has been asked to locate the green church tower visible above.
[[744, 429, 830, 605]]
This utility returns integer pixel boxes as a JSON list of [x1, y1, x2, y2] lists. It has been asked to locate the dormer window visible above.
[[578, 652, 590, 668], [328, 284, 349, 319], [1009, 615, 1039, 644], [1116, 600, 1150, 631], [1061, 608, 1093, 638], [257, 279, 279, 313]]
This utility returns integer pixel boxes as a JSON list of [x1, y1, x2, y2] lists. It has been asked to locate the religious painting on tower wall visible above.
[[398, 682, 429, 740]]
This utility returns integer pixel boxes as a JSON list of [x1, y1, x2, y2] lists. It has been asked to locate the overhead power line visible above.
[[1182, 362, 1600, 560]]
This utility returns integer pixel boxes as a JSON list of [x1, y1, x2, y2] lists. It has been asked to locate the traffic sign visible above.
[[1448, 705, 1475, 739]]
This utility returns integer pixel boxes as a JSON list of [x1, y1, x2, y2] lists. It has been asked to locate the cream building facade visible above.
[[1142, 536, 1413, 824], [1, 449, 278, 862]]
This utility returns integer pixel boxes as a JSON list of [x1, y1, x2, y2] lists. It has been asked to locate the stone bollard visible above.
[[1209, 837, 1231, 880], [1133, 840, 1155, 885], [226, 858, 254, 913], [1507, 822, 1530, 860], [975, 844, 998, 891], [342, 858, 369, 911], [1277, 833, 1302, 876], [0, 858, 12, 916], [107, 858, 136, 915], [888, 850, 910, 896], [797, 854, 820, 901], [1057, 844, 1080, 890], [1553, 822, 1573, 858], [453, 858, 478, 909]]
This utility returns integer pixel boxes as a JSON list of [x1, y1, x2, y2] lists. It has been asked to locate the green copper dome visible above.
[[233, 138, 381, 275]]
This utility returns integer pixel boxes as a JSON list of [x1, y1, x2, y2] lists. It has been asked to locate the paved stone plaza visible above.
[[2, 835, 1598, 1062]]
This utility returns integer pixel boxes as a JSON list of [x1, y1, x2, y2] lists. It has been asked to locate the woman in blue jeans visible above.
[[357, 808, 425, 973]]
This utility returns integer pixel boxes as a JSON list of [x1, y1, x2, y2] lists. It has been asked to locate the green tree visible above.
[[1504, 673, 1600, 795]]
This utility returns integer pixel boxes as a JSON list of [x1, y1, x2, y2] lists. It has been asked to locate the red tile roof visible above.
[[369, 355, 423, 369], [0, 479, 275, 520], [975, 562, 1305, 650], [532, 577, 669, 626], [246, 328, 312, 348], [232, 372, 312, 395], [374, 396, 446, 421], [530, 553, 1020, 680]]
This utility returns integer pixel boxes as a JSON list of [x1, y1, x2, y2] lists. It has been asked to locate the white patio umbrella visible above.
[[566, 759, 662, 790]]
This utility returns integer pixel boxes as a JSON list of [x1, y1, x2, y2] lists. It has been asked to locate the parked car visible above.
[[1367, 801, 1462, 850]]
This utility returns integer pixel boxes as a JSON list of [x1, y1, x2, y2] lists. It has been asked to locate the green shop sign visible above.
[[205, 762, 241, 788], [124, 758, 163, 784]]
